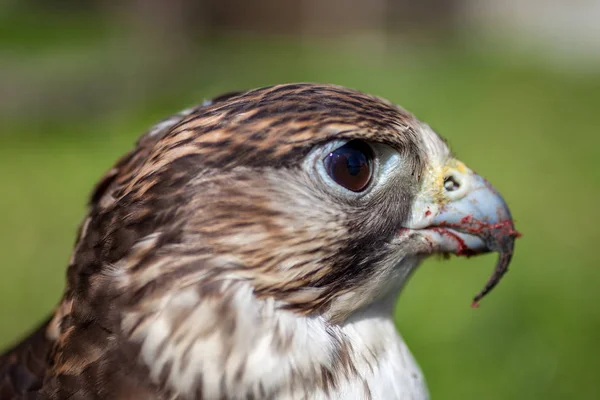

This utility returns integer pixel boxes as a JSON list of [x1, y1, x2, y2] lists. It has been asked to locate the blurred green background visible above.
[[1, 1, 599, 399]]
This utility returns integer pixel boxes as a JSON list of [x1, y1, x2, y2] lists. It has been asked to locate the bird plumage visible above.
[[0, 83, 518, 399]]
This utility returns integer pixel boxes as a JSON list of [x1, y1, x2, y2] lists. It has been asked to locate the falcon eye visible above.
[[323, 140, 373, 192]]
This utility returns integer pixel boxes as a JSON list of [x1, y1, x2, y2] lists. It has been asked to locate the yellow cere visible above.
[[431, 159, 468, 203]]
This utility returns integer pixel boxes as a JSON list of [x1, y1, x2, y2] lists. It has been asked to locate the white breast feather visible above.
[[122, 281, 428, 399]]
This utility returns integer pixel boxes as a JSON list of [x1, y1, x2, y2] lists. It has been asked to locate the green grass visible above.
[[1, 36, 599, 399]]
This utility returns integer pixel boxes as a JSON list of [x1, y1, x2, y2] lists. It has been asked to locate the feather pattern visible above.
[[0, 83, 471, 399]]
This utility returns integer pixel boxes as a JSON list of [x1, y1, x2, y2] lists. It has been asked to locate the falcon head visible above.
[[35, 83, 519, 398], [70, 83, 518, 322]]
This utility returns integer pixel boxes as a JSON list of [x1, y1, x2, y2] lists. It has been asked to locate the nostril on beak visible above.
[[443, 175, 461, 192]]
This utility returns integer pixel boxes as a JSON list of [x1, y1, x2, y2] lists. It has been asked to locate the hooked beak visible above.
[[403, 160, 521, 305]]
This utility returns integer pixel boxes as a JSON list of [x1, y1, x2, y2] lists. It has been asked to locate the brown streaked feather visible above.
[[2, 84, 433, 398], [0, 319, 52, 399]]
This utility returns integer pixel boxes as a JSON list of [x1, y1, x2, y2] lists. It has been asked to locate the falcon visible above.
[[0, 83, 519, 399]]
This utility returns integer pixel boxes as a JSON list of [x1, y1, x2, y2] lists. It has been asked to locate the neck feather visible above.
[[125, 279, 428, 399]]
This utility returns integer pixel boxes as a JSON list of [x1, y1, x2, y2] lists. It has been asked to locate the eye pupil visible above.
[[347, 158, 362, 176], [324, 140, 373, 192]]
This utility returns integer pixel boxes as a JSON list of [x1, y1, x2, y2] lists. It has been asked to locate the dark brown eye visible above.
[[323, 140, 373, 192]]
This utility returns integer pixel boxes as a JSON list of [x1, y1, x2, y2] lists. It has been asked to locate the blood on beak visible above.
[[404, 163, 521, 305]]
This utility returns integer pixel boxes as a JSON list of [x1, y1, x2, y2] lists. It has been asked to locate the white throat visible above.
[[336, 289, 429, 399], [125, 278, 429, 399]]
